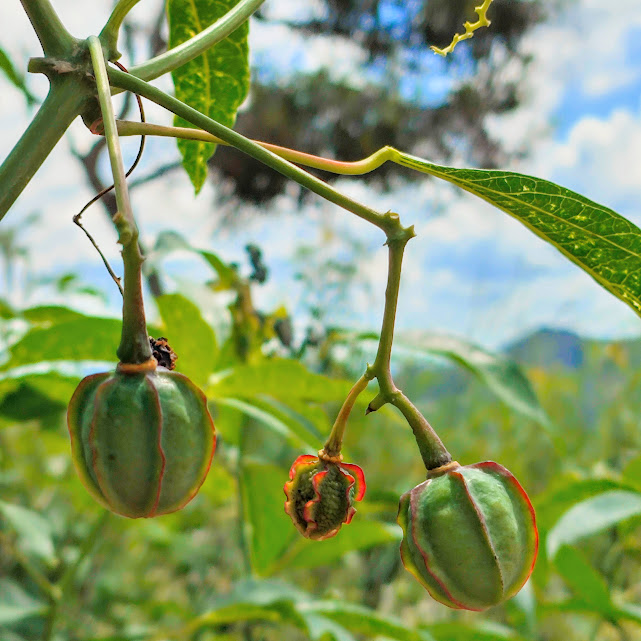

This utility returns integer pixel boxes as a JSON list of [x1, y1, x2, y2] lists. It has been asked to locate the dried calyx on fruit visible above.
[[397, 460, 538, 611], [284, 452, 366, 540], [67, 204, 216, 518]]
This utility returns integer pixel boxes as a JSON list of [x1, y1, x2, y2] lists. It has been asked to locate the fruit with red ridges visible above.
[[67, 359, 216, 518], [397, 461, 538, 610]]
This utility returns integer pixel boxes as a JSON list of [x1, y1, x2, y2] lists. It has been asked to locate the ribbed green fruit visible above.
[[284, 454, 366, 540], [398, 461, 538, 611], [67, 361, 216, 518]]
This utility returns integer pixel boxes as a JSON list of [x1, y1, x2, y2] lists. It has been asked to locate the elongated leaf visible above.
[[399, 154, 641, 317], [0, 501, 55, 562], [192, 602, 308, 631], [151, 231, 237, 286], [156, 293, 217, 385], [1, 317, 121, 369], [240, 458, 298, 576], [168, 0, 250, 192], [216, 397, 317, 448], [0, 604, 46, 626], [209, 359, 352, 403], [397, 331, 551, 429], [338, 329, 551, 432], [21, 305, 86, 325], [554, 545, 613, 615], [426, 622, 527, 641], [547, 490, 641, 558], [0, 46, 35, 104], [273, 520, 401, 574], [0, 579, 46, 626], [304, 601, 433, 641], [535, 477, 638, 532]]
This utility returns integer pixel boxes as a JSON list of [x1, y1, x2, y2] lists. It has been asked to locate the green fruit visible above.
[[67, 360, 216, 518], [284, 454, 366, 540], [397, 461, 538, 610]]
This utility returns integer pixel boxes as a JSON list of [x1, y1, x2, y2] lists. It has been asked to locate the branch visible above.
[[0, 76, 85, 222], [19, 0, 77, 57], [108, 69, 397, 234]]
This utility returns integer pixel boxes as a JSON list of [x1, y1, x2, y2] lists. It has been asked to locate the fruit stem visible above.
[[391, 391, 452, 471], [366, 222, 453, 471], [88, 36, 151, 364], [323, 373, 372, 458]]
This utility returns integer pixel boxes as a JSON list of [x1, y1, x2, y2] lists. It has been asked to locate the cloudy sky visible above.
[[1, 0, 641, 350]]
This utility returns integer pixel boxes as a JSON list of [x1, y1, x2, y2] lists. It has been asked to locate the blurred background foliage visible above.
[[3, 0, 641, 640], [1, 236, 641, 641]]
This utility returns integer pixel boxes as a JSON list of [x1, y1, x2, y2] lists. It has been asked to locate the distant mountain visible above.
[[506, 328, 586, 369], [506, 327, 641, 370]]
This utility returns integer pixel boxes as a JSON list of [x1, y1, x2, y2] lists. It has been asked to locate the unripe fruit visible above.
[[397, 461, 538, 611], [67, 360, 216, 518], [284, 454, 366, 540]]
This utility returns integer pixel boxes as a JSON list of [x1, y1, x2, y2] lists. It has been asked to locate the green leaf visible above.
[[156, 293, 217, 386], [272, 520, 401, 575], [168, 0, 250, 192], [0, 579, 46, 627], [426, 622, 527, 641], [209, 359, 352, 403], [395, 331, 552, 430], [21, 305, 87, 325], [0, 47, 35, 104], [303, 601, 433, 641], [554, 545, 613, 615], [216, 397, 317, 448], [399, 155, 641, 318], [547, 490, 641, 558], [0, 501, 55, 563], [535, 477, 637, 532], [151, 231, 237, 286], [1, 317, 122, 369], [239, 458, 298, 576], [192, 601, 308, 631]]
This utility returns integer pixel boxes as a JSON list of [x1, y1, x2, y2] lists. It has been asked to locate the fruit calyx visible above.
[[284, 452, 366, 540]]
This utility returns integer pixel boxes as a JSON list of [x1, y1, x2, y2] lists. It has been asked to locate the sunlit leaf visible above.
[[554, 545, 613, 615], [426, 621, 527, 641], [0, 501, 55, 562], [396, 331, 552, 429], [536, 478, 639, 532], [216, 397, 316, 448], [209, 359, 352, 403], [239, 458, 298, 576], [168, 0, 250, 192], [272, 520, 401, 575], [156, 293, 217, 386], [400, 155, 641, 318], [1, 317, 121, 369], [304, 601, 433, 641], [547, 490, 641, 558]]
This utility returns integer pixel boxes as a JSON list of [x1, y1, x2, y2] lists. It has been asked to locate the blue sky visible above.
[[1, 0, 641, 350]]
